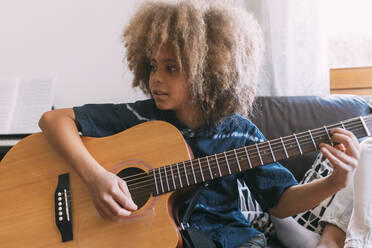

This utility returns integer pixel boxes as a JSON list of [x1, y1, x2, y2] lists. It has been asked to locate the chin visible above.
[[153, 100, 172, 110]]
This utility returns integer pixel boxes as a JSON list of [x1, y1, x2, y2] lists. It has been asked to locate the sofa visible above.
[[250, 95, 372, 247]]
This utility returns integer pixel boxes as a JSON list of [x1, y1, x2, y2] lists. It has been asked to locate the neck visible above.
[[174, 104, 203, 131], [144, 114, 372, 196]]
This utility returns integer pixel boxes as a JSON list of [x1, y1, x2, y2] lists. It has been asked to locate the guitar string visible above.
[[127, 127, 367, 196], [127, 128, 369, 199], [122, 121, 365, 189], [123, 122, 367, 194], [121, 120, 364, 185], [128, 127, 368, 199], [66, 121, 370, 207], [129, 126, 368, 199], [124, 124, 366, 196]]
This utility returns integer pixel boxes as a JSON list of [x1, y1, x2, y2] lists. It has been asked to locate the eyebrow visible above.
[[150, 58, 177, 63]]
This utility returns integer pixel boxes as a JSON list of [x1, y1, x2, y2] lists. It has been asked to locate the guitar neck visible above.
[[148, 115, 372, 196]]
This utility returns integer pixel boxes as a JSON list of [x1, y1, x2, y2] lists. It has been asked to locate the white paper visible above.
[[0, 77, 56, 134], [0, 79, 19, 133]]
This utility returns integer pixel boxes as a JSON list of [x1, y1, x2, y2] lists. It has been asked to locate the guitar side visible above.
[[0, 121, 192, 248]]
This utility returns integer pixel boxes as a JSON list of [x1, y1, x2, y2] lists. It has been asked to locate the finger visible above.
[[320, 146, 354, 189], [331, 128, 359, 147], [320, 146, 350, 172], [334, 143, 346, 152], [106, 197, 133, 218], [118, 179, 132, 197], [112, 191, 137, 212], [330, 129, 359, 153], [118, 180, 138, 210], [330, 132, 360, 160], [320, 144, 357, 170]]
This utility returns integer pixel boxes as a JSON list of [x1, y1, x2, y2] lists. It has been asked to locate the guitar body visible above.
[[0, 121, 193, 248]]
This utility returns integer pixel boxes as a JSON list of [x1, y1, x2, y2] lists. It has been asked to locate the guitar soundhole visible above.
[[117, 167, 151, 209]]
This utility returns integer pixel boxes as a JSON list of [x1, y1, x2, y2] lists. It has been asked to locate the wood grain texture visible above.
[[0, 121, 192, 248], [330, 66, 372, 95]]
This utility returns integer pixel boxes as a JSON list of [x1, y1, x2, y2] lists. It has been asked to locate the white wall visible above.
[[0, 0, 148, 109]]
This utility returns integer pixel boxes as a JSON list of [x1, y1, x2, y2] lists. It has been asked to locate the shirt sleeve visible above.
[[73, 99, 156, 137], [242, 162, 298, 212], [241, 124, 298, 212]]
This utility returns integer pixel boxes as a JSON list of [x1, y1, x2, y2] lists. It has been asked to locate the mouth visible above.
[[152, 90, 168, 96]]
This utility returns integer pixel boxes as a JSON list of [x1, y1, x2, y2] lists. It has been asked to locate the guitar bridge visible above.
[[54, 173, 73, 242]]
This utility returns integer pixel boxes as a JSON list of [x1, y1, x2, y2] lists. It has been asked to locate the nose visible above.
[[150, 68, 164, 84]]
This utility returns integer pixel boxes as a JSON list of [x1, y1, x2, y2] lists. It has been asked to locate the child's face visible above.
[[149, 44, 192, 113]]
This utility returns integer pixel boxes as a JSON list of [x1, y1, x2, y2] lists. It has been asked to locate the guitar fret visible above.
[[190, 160, 197, 184], [215, 154, 222, 177], [152, 170, 159, 195], [198, 158, 205, 182], [164, 166, 170, 191], [224, 151, 232, 174], [234, 149, 242, 172], [360, 117, 371, 136], [308, 130, 317, 150], [170, 164, 177, 190], [341, 121, 346, 130], [147, 114, 372, 197], [244, 146, 252, 168], [280, 137, 289, 159], [267, 140, 276, 162], [256, 144, 264, 165], [176, 163, 183, 188], [206, 156, 214, 179], [293, 133, 303, 155], [183, 161, 190, 186], [323, 126, 334, 146], [158, 168, 164, 193]]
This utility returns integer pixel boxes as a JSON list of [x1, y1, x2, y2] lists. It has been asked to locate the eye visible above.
[[150, 64, 157, 72], [166, 65, 177, 72]]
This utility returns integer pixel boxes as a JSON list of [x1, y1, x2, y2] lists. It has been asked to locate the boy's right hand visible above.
[[86, 170, 138, 220], [38, 109, 137, 220]]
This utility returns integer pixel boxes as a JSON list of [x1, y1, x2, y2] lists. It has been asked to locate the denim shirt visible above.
[[74, 99, 297, 248]]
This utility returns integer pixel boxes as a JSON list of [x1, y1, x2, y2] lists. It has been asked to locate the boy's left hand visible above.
[[320, 128, 360, 190]]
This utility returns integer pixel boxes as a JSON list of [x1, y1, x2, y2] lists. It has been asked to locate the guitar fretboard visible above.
[[129, 115, 372, 196]]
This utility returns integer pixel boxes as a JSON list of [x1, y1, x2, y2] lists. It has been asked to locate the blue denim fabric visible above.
[[237, 233, 267, 248], [74, 99, 297, 248]]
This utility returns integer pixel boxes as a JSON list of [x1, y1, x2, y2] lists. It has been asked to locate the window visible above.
[[325, 0, 372, 95], [325, 0, 372, 68]]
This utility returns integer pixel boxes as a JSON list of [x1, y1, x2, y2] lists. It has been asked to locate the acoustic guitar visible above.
[[0, 115, 371, 247]]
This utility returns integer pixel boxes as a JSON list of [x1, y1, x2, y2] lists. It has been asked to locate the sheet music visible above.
[[0, 79, 19, 133], [0, 77, 55, 134]]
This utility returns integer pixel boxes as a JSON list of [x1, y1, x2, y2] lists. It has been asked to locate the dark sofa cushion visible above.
[[250, 95, 371, 181]]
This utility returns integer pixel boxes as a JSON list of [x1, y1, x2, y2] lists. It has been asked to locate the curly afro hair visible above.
[[123, 0, 264, 124]]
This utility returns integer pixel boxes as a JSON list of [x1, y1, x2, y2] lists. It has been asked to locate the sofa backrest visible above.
[[250, 95, 371, 180]]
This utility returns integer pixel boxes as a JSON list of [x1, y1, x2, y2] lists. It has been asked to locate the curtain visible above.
[[237, 0, 330, 96]]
